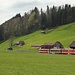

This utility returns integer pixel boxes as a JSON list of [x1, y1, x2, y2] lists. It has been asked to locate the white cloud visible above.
[[0, 0, 75, 24]]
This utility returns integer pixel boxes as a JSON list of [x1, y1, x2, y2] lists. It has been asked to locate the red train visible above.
[[39, 48, 75, 55]]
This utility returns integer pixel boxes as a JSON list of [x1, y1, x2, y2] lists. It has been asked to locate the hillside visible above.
[[0, 22, 75, 51], [0, 5, 75, 41]]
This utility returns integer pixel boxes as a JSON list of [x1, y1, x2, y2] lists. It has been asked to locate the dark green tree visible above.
[[41, 8, 47, 30]]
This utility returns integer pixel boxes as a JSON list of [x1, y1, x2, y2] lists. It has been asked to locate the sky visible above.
[[0, 0, 75, 25]]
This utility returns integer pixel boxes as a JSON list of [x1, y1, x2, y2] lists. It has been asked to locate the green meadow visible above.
[[0, 22, 75, 75], [0, 52, 75, 75]]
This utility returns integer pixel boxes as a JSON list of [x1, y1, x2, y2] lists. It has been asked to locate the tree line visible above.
[[0, 4, 75, 41]]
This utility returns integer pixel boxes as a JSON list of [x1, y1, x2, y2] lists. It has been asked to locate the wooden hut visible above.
[[41, 42, 54, 49], [39, 43, 54, 53], [48, 41, 64, 54], [69, 41, 75, 49], [19, 41, 25, 46], [14, 41, 25, 46], [54, 41, 64, 49]]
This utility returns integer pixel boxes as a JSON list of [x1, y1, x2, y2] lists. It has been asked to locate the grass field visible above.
[[0, 22, 75, 75], [0, 52, 75, 75]]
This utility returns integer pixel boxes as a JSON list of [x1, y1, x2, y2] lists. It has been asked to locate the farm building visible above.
[[69, 41, 75, 49], [41, 31, 45, 34], [54, 41, 64, 49], [43, 42, 54, 49], [39, 41, 64, 54], [39, 42, 54, 53], [14, 41, 25, 46], [19, 41, 25, 46], [32, 41, 75, 55]]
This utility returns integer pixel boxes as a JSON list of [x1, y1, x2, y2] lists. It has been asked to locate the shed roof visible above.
[[54, 41, 64, 48], [69, 41, 75, 48]]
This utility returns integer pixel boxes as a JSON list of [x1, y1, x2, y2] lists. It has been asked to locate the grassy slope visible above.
[[0, 22, 75, 51], [0, 23, 75, 75]]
